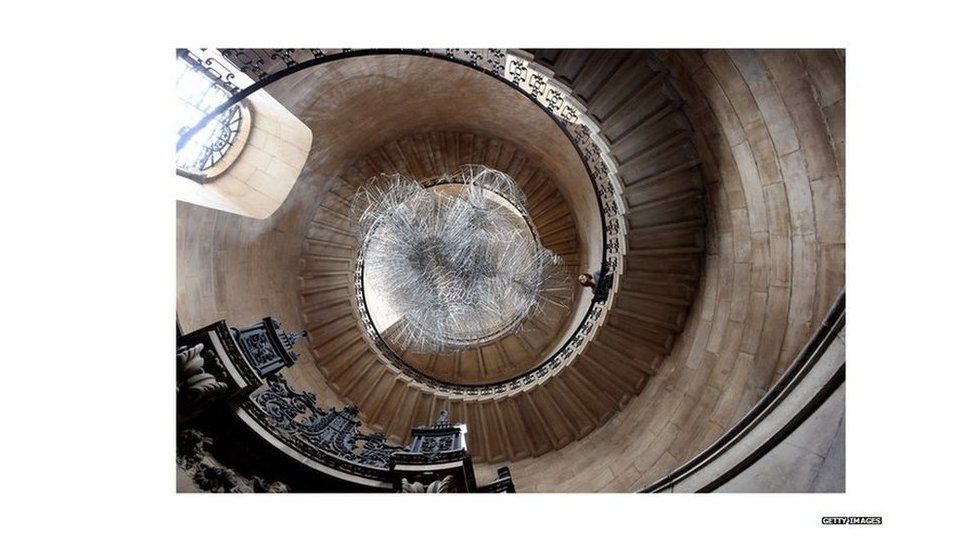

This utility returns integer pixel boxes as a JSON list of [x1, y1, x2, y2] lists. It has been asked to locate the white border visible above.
[[4, 1, 974, 546]]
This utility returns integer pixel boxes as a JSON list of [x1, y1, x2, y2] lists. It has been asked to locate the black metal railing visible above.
[[243, 374, 405, 476], [639, 291, 846, 493], [176, 49, 246, 175]]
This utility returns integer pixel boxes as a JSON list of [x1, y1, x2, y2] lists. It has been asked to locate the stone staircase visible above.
[[294, 50, 705, 463]]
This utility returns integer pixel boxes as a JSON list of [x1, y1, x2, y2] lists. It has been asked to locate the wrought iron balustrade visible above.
[[176, 49, 247, 175], [245, 374, 405, 471]]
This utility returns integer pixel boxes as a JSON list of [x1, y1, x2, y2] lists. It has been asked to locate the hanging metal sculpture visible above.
[[352, 165, 572, 354]]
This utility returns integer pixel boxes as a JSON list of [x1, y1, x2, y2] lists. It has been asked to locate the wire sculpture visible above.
[[353, 165, 572, 354]]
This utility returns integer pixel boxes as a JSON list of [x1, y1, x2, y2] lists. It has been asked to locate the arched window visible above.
[[176, 50, 249, 180]]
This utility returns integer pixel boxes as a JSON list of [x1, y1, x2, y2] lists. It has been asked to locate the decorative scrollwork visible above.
[[545, 88, 564, 111], [560, 104, 580, 123], [419, 435, 456, 454], [485, 49, 506, 75], [400, 475, 454, 493], [249, 375, 405, 469], [528, 73, 547, 99], [176, 49, 247, 175], [508, 58, 528, 85], [270, 48, 298, 68], [221, 48, 269, 80], [462, 49, 484, 64], [177, 343, 228, 404], [231, 317, 307, 377], [178, 49, 240, 94], [240, 332, 276, 364]]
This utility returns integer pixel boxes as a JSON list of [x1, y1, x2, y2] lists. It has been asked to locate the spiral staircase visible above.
[[289, 51, 704, 463], [176, 48, 845, 491]]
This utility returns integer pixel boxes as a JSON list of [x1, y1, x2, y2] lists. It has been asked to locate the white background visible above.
[[1, 1, 972, 546]]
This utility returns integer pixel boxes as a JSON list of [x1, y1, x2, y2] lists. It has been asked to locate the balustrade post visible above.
[[177, 316, 306, 423]]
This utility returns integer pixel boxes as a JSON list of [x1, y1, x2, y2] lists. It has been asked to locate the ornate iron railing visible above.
[[242, 374, 405, 477], [176, 49, 246, 174]]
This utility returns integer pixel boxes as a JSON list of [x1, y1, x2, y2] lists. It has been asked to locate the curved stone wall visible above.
[[484, 49, 845, 491]]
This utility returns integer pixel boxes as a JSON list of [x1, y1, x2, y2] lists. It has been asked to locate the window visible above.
[[176, 51, 247, 178]]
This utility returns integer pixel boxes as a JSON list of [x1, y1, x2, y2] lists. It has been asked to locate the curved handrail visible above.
[[240, 374, 404, 483], [639, 290, 846, 492]]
